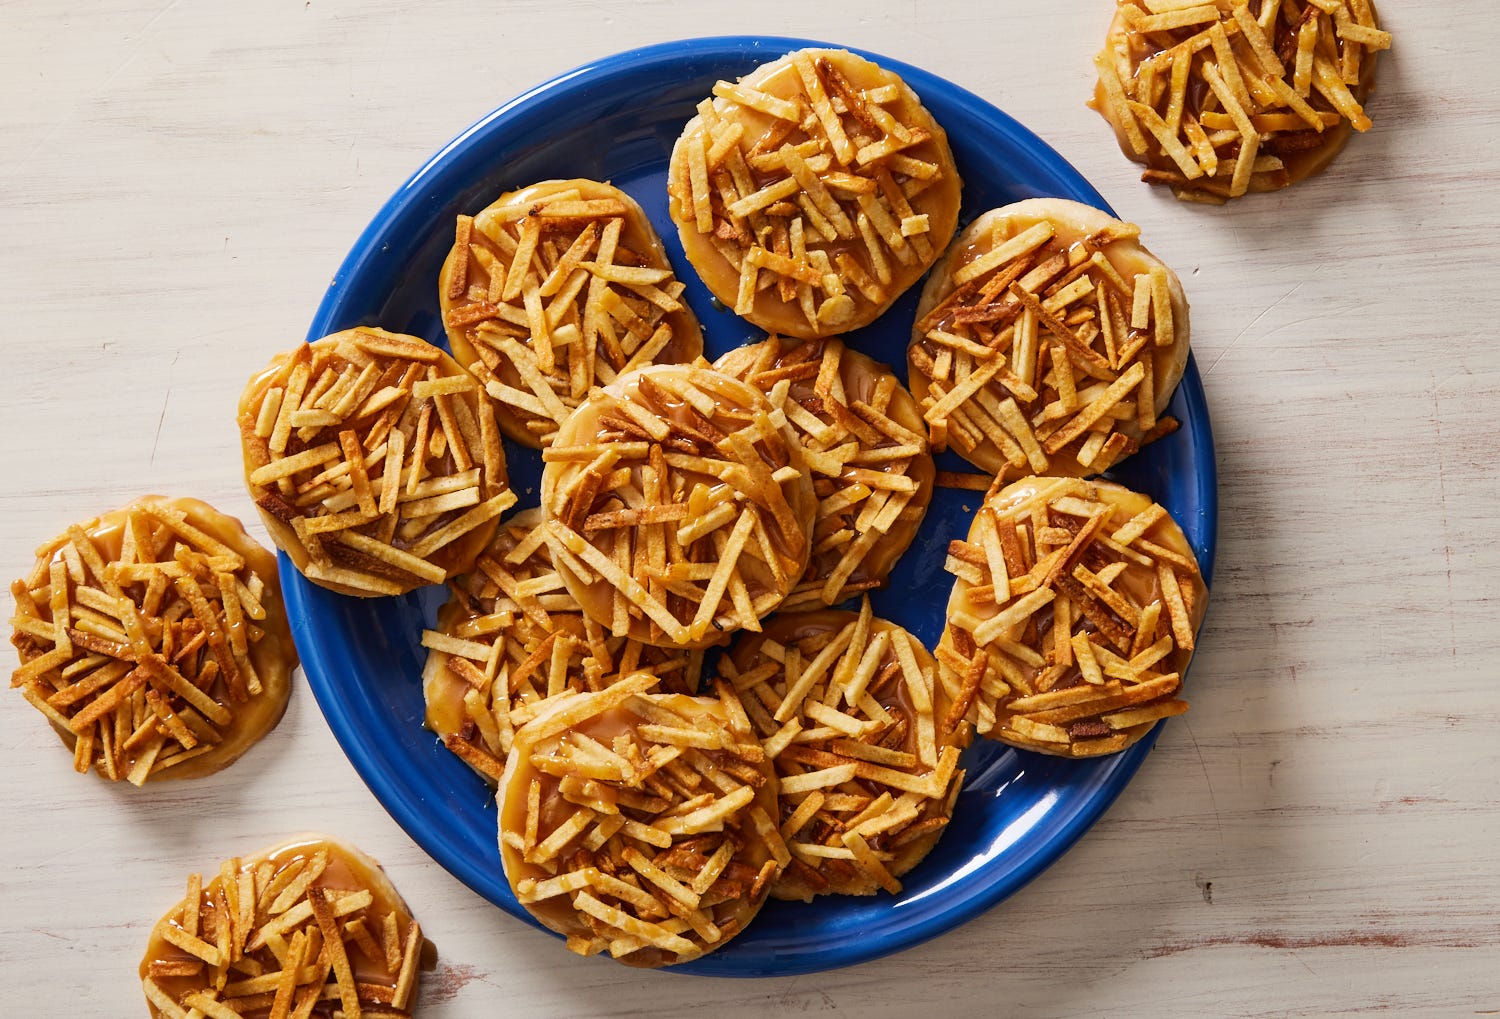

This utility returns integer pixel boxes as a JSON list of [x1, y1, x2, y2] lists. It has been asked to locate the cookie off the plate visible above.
[[1090, 0, 1390, 201], [9, 496, 295, 784], [140, 834, 427, 1017]]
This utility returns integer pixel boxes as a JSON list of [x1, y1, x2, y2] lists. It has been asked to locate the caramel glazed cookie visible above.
[[140, 834, 427, 1018], [238, 327, 514, 597], [1091, 0, 1390, 201], [668, 47, 962, 338], [421, 508, 707, 785], [438, 179, 704, 448], [719, 603, 965, 900], [539, 363, 816, 649], [9, 496, 296, 784], [938, 476, 1207, 757], [714, 334, 934, 610], [498, 675, 788, 967], [909, 198, 1189, 482]]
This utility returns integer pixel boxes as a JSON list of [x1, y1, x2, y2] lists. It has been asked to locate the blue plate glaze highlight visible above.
[[286, 36, 1218, 977]]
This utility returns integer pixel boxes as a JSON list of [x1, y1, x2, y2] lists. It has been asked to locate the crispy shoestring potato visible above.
[[421, 508, 706, 785], [909, 199, 1189, 480], [668, 47, 961, 338], [438, 179, 704, 448], [1090, 0, 1389, 201], [935, 470, 994, 492], [540, 363, 816, 649], [238, 327, 515, 597], [937, 476, 1207, 757], [715, 335, 933, 609], [720, 603, 965, 900], [498, 675, 788, 967], [140, 835, 428, 1019], [9, 496, 295, 784]]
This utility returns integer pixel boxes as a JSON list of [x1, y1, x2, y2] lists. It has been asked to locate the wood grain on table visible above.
[[2, 2, 1497, 1016]]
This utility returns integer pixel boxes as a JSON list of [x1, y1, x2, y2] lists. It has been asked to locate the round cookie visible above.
[[720, 604, 965, 900], [936, 476, 1208, 757], [1090, 0, 1389, 201], [140, 834, 427, 1017], [667, 47, 961, 337], [438, 179, 704, 448], [540, 363, 816, 648], [498, 676, 787, 967], [9, 496, 295, 784], [909, 198, 1190, 479], [714, 335, 933, 609], [238, 327, 515, 597], [422, 508, 707, 785]]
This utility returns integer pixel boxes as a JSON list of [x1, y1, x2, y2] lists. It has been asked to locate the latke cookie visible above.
[[498, 675, 788, 967], [715, 335, 933, 609], [909, 199, 1189, 480], [668, 47, 961, 337], [238, 327, 515, 597], [422, 508, 706, 785], [720, 603, 964, 900], [439, 179, 704, 448], [936, 476, 1207, 757], [539, 363, 816, 649], [9, 496, 295, 784], [140, 834, 427, 1018], [1090, 0, 1389, 201]]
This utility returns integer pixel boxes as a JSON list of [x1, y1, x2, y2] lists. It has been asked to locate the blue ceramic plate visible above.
[[288, 36, 1218, 977]]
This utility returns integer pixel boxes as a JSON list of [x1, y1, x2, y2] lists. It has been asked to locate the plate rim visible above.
[[292, 34, 1219, 977]]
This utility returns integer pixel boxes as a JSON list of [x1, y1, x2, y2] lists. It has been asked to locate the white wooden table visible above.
[[3, 2, 1497, 1015]]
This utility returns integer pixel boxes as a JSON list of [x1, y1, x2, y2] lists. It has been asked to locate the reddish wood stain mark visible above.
[[426, 961, 482, 1004], [1147, 929, 1479, 958], [1376, 796, 1458, 811]]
